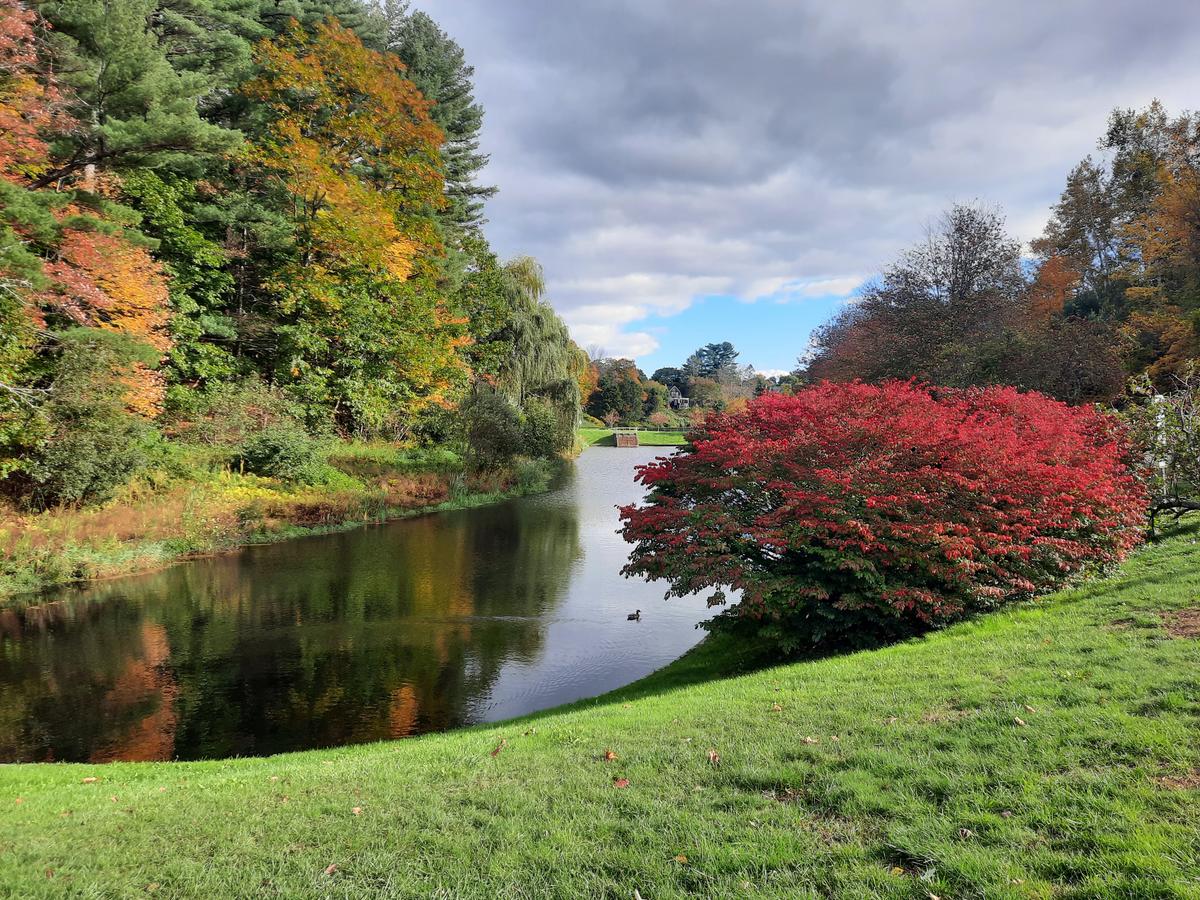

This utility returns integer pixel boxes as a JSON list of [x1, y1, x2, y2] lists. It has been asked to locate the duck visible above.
[[627, 610, 641, 621]]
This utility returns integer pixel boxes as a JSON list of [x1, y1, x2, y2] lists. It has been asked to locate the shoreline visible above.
[[0, 448, 565, 605]]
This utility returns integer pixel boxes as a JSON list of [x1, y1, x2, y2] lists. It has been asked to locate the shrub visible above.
[[513, 457, 554, 494], [522, 395, 574, 458], [16, 330, 161, 508], [166, 376, 305, 446], [235, 424, 327, 484], [522, 396, 558, 458], [620, 382, 1147, 653], [462, 388, 523, 470]]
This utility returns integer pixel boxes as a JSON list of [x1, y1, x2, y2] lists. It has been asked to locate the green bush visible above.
[[513, 457, 554, 494], [522, 396, 560, 458], [166, 376, 306, 446], [235, 424, 327, 484], [462, 388, 524, 470], [17, 330, 160, 509]]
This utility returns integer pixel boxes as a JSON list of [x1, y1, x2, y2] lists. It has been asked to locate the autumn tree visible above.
[[0, 0, 69, 388], [1121, 152, 1200, 384], [1, 0, 172, 420], [808, 203, 1026, 386], [244, 18, 466, 433], [586, 358, 645, 424], [1032, 102, 1200, 386], [1031, 158, 1124, 316], [621, 385, 1146, 652]]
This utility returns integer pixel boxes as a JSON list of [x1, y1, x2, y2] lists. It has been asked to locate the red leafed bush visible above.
[[620, 382, 1147, 652]]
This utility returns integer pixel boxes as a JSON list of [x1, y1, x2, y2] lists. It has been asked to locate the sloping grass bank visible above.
[[2, 530, 1199, 897], [0, 445, 557, 600]]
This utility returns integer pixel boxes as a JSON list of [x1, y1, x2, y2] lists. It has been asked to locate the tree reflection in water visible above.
[[0, 492, 581, 762], [0, 449, 711, 763]]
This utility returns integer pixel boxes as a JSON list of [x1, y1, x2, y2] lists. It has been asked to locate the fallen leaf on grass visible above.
[[603, 749, 618, 761], [613, 778, 630, 789], [1013, 716, 1027, 727], [1023, 704, 1037, 714], [109, 795, 118, 802], [324, 863, 338, 876], [803, 736, 820, 745], [707, 748, 721, 767], [81, 777, 98, 784], [770, 702, 783, 712], [490, 739, 507, 758], [1000, 810, 1013, 819], [890, 866, 906, 876], [673, 854, 688, 864], [269, 776, 279, 783], [13, 798, 22, 805], [830, 735, 841, 742], [351, 807, 362, 816]]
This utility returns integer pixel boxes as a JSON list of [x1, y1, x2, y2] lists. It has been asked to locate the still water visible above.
[[0, 448, 712, 762]]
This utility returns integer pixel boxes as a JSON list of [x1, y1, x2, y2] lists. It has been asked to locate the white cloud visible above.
[[417, 0, 1200, 365]]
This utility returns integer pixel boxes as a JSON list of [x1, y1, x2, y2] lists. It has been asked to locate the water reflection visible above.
[[0, 449, 711, 762]]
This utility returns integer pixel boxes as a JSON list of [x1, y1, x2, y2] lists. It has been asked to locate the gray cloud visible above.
[[417, 0, 1200, 358]]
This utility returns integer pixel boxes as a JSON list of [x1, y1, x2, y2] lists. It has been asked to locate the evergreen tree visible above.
[[382, 1, 496, 235], [31, 0, 243, 186]]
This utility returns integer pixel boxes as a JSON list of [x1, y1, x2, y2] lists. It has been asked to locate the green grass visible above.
[[578, 427, 689, 447], [578, 426, 616, 446], [3, 531, 1200, 897]]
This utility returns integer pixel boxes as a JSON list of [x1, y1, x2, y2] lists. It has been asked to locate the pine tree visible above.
[[382, 1, 496, 235], [255, 0, 384, 45], [32, 0, 242, 186]]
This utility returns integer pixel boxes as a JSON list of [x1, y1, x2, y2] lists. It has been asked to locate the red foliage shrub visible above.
[[620, 382, 1147, 652]]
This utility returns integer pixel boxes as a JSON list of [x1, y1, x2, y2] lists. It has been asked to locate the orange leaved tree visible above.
[[244, 19, 467, 434]]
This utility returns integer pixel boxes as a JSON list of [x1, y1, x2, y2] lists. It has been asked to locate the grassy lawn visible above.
[[578, 427, 689, 447], [2, 530, 1199, 897]]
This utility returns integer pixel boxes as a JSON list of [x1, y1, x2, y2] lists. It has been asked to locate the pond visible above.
[[0, 448, 713, 763]]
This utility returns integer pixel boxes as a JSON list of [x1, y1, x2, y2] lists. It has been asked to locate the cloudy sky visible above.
[[415, 0, 1200, 375]]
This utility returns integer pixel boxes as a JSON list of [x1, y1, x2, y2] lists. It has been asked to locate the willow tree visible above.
[[494, 256, 582, 451]]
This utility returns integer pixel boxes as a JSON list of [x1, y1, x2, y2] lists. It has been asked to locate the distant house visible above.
[[667, 386, 690, 409]]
